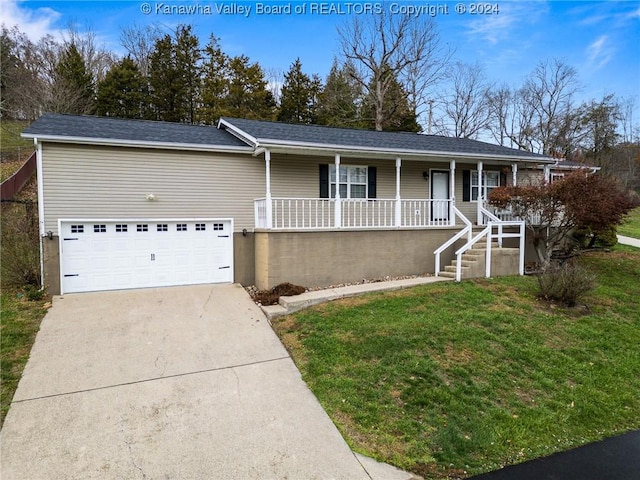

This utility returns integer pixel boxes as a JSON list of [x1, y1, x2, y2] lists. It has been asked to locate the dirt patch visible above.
[[251, 282, 306, 305]]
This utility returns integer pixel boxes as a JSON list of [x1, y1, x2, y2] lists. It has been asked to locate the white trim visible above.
[[330, 163, 368, 199], [217, 118, 259, 147], [254, 139, 554, 163], [395, 158, 402, 228], [35, 139, 45, 288], [470, 169, 501, 203], [21, 133, 254, 154]]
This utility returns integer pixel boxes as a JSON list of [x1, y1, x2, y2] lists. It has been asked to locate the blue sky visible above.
[[4, 0, 640, 124]]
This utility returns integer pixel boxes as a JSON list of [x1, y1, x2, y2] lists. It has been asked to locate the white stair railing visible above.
[[434, 206, 472, 276], [453, 220, 526, 282]]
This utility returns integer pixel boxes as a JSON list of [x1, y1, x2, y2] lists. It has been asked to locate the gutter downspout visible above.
[[34, 138, 45, 290]]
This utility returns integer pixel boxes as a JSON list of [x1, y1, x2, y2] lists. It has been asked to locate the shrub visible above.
[[537, 262, 595, 307], [1, 201, 40, 288]]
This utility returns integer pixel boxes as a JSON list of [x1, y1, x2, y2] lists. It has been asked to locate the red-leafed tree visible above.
[[489, 171, 639, 269]]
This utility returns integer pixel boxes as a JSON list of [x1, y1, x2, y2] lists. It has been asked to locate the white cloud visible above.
[[465, 2, 550, 45], [0, 0, 62, 41], [587, 35, 613, 70]]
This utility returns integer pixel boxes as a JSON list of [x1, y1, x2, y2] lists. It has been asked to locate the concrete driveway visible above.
[[0, 284, 411, 479]]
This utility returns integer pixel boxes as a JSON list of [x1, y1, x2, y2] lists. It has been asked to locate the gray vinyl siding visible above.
[[41, 143, 265, 233]]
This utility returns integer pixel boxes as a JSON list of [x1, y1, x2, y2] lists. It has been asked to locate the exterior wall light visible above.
[[47, 231, 53, 240], [145, 194, 156, 201], [422, 171, 429, 181]]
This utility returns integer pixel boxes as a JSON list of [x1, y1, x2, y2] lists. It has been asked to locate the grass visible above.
[[1, 120, 34, 181], [0, 290, 50, 427], [272, 249, 640, 479], [619, 207, 640, 239], [1, 176, 48, 427]]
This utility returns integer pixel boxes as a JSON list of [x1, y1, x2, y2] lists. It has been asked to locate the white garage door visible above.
[[59, 219, 233, 294]]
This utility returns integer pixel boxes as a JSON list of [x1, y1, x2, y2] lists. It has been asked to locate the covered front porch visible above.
[[253, 150, 525, 230], [251, 150, 530, 289]]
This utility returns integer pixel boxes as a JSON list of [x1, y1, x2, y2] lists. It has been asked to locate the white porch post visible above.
[[477, 160, 484, 224], [449, 159, 456, 226], [395, 157, 402, 227], [544, 165, 550, 183], [512, 163, 518, 187], [265, 149, 272, 229], [334, 153, 341, 228]]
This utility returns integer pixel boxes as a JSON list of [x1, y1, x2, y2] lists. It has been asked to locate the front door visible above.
[[430, 170, 450, 222]]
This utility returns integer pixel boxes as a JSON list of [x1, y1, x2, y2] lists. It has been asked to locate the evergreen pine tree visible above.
[[96, 56, 146, 118], [54, 42, 95, 114], [225, 55, 275, 120], [199, 35, 229, 124], [278, 58, 319, 124], [316, 59, 363, 128]]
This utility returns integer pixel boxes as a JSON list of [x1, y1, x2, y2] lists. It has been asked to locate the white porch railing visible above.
[[255, 198, 454, 230], [481, 198, 542, 225]]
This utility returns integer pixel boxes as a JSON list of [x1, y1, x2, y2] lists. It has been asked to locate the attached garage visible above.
[[59, 219, 234, 294]]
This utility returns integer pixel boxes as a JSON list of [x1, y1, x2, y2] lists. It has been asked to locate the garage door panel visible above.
[[60, 220, 233, 294]]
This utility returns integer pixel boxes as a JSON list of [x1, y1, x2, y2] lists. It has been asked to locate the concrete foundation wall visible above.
[[233, 233, 255, 286], [42, 236, 60, 295], [254, 228, 460, 290]]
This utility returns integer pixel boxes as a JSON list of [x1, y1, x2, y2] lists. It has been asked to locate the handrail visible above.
[[434, 206, 472, 276], [479, 200, 503, 246], [453, 219, 526, 281], [454, 225, 490, 281]]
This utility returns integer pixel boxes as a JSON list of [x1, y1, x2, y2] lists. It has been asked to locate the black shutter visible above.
[[367, 166, 377, 199], [500, 171, 508, 186], [319, 164, 329, 198], [463, 170, 471, 202]]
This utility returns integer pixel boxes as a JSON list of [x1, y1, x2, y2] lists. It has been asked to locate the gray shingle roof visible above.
[[22, 113, 249, 149], [220, 117, 553, 162], [23, 113, 553, 163]]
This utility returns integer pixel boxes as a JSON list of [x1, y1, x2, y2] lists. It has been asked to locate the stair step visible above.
[[444, 265, 469, 273], [439, 271, 457, 278], [452, 259, 477, 267]]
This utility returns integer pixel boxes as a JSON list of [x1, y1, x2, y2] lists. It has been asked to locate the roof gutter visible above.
[[20, 133, 255, 154], [256, 139, 555, 164]]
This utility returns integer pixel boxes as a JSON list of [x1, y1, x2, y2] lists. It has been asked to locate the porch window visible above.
[[330, 165, 367, 199], [550, 173, 565, 183], [470, 171, 500, 201]]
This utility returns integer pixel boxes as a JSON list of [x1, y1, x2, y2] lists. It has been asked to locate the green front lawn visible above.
[[619, 207, 640, 239], [0, 290, 50, 426], [272, 250, 640, 479]]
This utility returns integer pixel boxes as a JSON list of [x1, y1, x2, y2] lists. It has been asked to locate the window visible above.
[[550, 173, 565, 183], [329, 165, 367, 199], [71, 225, 84, 233], [195, 223, 206, 231], [137, 224, 148, 232], [470, 171, 500, 201], [156, 224, 168, 232], [177, 224, 187, 231], [93, 224, 106, 233], [213, 223, 224, 231], [116, 224, 128, 232]]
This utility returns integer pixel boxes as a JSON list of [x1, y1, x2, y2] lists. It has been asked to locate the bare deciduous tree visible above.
[[337, 10, 450, 131], [120, 23, 163, 77], [436, 62, 492, 138], [522, 59, 581, 155]]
